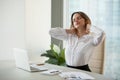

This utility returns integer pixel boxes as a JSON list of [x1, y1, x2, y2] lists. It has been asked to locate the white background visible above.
[[0, 0, 51, 60]]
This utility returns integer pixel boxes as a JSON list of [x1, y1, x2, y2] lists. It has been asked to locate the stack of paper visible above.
[[59, 72, 95, 79]]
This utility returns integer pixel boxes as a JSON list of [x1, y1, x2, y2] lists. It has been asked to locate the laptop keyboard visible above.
[[30, 64, 48, 71]]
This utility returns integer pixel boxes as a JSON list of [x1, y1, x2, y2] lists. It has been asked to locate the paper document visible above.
[[59, 72, 95, 79]]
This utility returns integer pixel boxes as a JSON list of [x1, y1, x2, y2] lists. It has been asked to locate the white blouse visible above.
[[49, 26, 105, 66]]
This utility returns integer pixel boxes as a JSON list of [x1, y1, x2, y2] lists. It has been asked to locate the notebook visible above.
[[13, 48, 48, 72]]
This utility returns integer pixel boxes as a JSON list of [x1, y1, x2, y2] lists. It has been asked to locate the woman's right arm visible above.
[[49, 27, 69, 40], [66, 28, 76, 34]]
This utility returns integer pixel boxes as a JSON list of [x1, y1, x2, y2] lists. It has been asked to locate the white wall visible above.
[[0, 0, 25, 60], [0, 0, 51, 60], [25, 0, 51, 60]]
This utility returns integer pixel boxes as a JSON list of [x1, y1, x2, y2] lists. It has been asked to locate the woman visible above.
[[49, 11, 105, 72]]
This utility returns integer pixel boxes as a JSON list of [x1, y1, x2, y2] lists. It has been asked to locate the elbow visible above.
[[49, 29, 57, 38], [93, 32, 106, 46], [93, 40, 99, 46], [49, 29, 55, 36]]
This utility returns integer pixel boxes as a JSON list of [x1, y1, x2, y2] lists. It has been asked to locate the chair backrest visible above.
[[89, 39, 105, 74]]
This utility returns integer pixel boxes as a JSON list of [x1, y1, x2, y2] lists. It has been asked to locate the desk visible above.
[[0, 60, 111, 80]]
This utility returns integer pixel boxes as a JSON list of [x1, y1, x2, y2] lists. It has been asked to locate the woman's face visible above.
[[72, 13, 85, 29]]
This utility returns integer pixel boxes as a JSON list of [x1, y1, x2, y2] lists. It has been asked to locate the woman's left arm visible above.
[[91, 26, 106, 46]]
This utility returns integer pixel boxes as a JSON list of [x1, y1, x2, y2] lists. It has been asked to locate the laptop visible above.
[[13, 48, 48, 72]]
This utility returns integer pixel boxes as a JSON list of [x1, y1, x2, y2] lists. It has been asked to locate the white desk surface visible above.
[[0, 60, 111, 80]]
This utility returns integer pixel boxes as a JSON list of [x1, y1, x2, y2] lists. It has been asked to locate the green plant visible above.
[[41, 44, 65, 66]]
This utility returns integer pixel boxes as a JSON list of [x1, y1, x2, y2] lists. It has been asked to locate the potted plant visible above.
[[41, 44, 65, 66]]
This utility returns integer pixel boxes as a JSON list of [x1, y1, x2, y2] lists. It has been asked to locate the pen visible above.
[[65, 77, 82, 80], [50, 70, 60, 73]]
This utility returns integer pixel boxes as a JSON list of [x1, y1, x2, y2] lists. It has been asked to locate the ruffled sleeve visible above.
[[90, 25, 106, 46], [49, 27, 68, 40]]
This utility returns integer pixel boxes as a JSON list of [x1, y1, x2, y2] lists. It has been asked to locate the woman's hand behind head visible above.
[[86, 24, 91, 34]]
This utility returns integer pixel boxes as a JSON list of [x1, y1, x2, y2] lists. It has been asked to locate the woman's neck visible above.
[[76, 27, 86, 38]]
